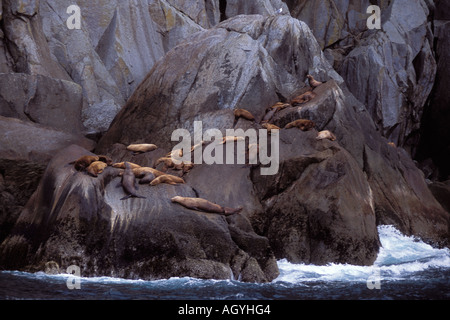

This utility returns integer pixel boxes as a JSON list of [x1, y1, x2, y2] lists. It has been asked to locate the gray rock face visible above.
[[0, 73, 84, 134], [338, 0, 436, 150], [97, 14, 342, 151], [0, 144, 279, 283]]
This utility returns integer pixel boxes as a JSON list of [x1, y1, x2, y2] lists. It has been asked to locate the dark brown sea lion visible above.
[[307, 74, 323, 88], [86, 161, 108, 177], [262, 123, 280, 134], [285, 119, 316, 131], [171, 196, 242, 216], [120, 162, 146, 200], [291, 91, 317, 106], [234, 109, 255, 122], [97, 155, 113, 166], [70, 155, 99, 171], [150, 174, 185, 186]]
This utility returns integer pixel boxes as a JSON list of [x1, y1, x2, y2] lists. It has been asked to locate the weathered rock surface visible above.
[[416, 1, 450, 180], [0, 73, 84, 134], [97, 14, 342, 152], [0, 116, 95, 244], [338, 0, 436, 151], [0, 145, 279, 283]]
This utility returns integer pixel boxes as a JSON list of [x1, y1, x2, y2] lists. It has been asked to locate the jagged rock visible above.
[[0, 116, 95, 244], [97, 14, 342, 152], [338, 0, 436, 150], [0, 73, 84, 134], [0, 145, 279, 283]]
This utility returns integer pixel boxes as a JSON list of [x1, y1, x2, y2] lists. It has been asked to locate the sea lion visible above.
[[156, 157, 185, 171], [234, 108, 255, 124], [316, 130, 337, 141], [86, 161, 108, 177], [113, 162, 142, 169], [307, 75, 323, 88], [388, 142, 396, 148], [132, 167, 166, 178], [139, 172, 156, 184], [126, 143, 158, 154], [150, 174, 185, 186], [285, 119, 316, 131], [70, 155, 99, 171], [97, 155, 113, 166], [291, 91, 317, 106], [220, 136, 245, 145], [171, 196, 242, 216], [262, 123, 280, 134], [261, 102, 290, 123], [120, 162, 146, 200]]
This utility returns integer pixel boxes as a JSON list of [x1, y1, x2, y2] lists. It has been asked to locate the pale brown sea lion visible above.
[[156, 157, 184, 171], [126, 143, 158, 154], [171, 196, 242, 216], [262, 123, 280, 134], [285, 119, 316, 131], [150, 174, 185, 186], [120, 162, 146, 200], [234, 108, 255, 123], [132, 167, 166, 178], [291, 91, 317, 106], [261, 103, 290, 124], [316, 130, 337, 141], [388, 142, 396, 148], [86, 161, 108, 177], [307, 75, 323, 88], [70, 155, 99, 171], [113, 162, 142, 170], [220, 136, 245, 145]]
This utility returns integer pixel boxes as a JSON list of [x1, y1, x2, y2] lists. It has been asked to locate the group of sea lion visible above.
[[233, 74, 337, 142], [68, 144, 241, 216]]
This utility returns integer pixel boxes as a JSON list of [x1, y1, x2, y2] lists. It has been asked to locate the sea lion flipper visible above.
[[120, 195, 132, 201]]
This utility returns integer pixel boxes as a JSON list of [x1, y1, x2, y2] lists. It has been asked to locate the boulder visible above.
[[0, 145, 279, 283]]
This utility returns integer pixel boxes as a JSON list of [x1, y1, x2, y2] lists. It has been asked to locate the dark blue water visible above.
[[1, 226, 449, 300]]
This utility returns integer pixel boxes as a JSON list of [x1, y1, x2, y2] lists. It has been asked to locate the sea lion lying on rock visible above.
[[291, 91, 317, 106], [316, 130, 337, 141], [285, 119, 316, 131], [70, 155, 99, 171], [86, 161, 108, 177], [119, 162, 146, 200], [126, 143, 158, 154], [150, 174, 185, 186], [113, 162, 142, 169], [171, 196, 242, 216], [234, 108, 255, 122]]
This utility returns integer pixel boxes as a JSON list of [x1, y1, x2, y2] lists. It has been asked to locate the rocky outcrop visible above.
[[416, 0, 450, 180], [0, 2, 449, 283], [0, 144, 279, 283], [0, 116, 94, 244], [338, 0, 436, 152]]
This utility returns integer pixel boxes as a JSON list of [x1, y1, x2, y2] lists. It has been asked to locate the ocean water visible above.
[[0, 225, 449, 300]]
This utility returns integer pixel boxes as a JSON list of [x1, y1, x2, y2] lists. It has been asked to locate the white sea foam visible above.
[[275, 225, 450, 284]]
